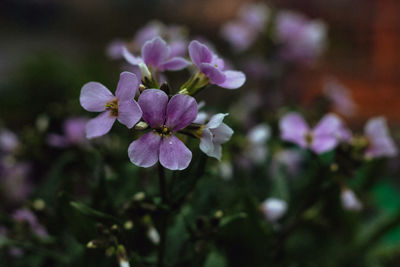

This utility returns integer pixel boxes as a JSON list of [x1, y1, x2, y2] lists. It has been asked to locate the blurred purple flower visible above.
[[12, 209, 48, 238], [280, 112, 343, 154], [188, 40, 246, 89], [128, 89, 197, 170], [0, 162, 32, 204], [276, 11, 326, 65], [80, 72, 142, 139], [123, 37, 190, 72], [323, 78, 357, 117], [364, 117, 398, 158], [221, 3, 269, 52], [271, 149, 303, 177], [47, 117, 88, 148], [0, 128, 19, 154], [199, 113, 234, 160], [260, 198, 287, 222]]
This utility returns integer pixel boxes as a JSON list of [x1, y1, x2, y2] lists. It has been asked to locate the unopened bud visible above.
[[124, 221, 134, 230], [147, 226, 160, 244], [133, 192, 146, 201], [33, 199, 45, 211], [139, 63, 151, 81], [139, 84, 146, 93], [341, 188, 362, 211], [87, 241, 97, 249], [260, 198, 287, 222], [134, 122, 148, 130], [214, 210, 223, 219]]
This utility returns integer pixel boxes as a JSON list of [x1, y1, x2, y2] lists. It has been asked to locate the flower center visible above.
[[105, 99, 119, 116], [304, 132, 313, 145], [155, 125, 172, 137]]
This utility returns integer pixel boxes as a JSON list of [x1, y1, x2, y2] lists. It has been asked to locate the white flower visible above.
[[200, 113, 234, 160]]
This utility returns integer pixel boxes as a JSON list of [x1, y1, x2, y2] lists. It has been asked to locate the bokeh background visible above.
[[1, 0, 400, 266], [2, 0, 400, 125]]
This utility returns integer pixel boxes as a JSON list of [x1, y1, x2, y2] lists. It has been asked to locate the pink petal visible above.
[[219, 70, 246, 89], [188, 40, 213, 67], [159, 135, 192, 170], [128, 132, 162, 168], [365, 117, 398, 158], [313, 113, 342, 137], [311, 136, 338, 154], [165, 94, 198, 132], [86, 111, 116, 139], [142, 37, 170, 68], [122, 47, 143, 65], [159, 57, 190, 71], [115, 72, 140, 101], [117, 100, 142, 129], [138, 89, 168, 128], [80, 82, 114, 112], [279, 112, 309, 148], [200, 63, 226, 85]]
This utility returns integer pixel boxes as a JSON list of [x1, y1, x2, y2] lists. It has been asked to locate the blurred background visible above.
[[1, 0, 400, 126]]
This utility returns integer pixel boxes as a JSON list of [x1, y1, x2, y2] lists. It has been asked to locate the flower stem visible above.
[[157, 163, 168, 267]]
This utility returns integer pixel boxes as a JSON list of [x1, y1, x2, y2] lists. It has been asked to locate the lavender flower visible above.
[[12, 209, 48, 238], [280, 112, 344, 154], [323, 78, 357, 117], [364, 117, 398, 158], [47, 117, 88, 147], [187, 40, 246, 90], [221, 3, 269, 52], [80, 72, 142, 139], [123, 37, 190, 73], [0, 128, 19, 154], [260, 198, 287, 222], [0, 162, 32, 205], [128, 89, 197, 170], [275, 11, 326, 65], [199, 113, 234, 160], [270, 149, 303, 177]]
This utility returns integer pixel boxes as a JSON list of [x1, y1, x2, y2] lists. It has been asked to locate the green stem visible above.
[[157, 164, 168, 267]]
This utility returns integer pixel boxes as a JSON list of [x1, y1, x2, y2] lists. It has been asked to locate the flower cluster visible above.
[[80, 37, 246, 170]]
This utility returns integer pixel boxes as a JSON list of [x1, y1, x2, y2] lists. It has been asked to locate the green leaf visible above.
[[220, 212, 247, 227], [69, 201, 121, 223]]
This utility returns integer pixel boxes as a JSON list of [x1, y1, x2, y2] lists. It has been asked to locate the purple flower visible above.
[[123, 37, 190, 72], [188, 40, 246, 89], [221, 3, 269, 52], [47, 117, 88, 147], [364, 117, 398, 158], [270, 149, 303, 177], [199, 113, 234, 160], [221, 22, 259, 52], [0, 128, 19, 154], [323, 78, 357, 117], [80, 72, 142, 139], [128, 89, 197, 170], [280, 112, 343, 154], [275, 11, 326, 64], [12, 209, 48, 238], [0, 162, 32, 204]]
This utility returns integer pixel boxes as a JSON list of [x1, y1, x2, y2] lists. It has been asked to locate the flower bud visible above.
[[341, 188, 362, 211], [260, 198, 287, 222], [134, 122, 148, 131], [139, 63, 151, 81]]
